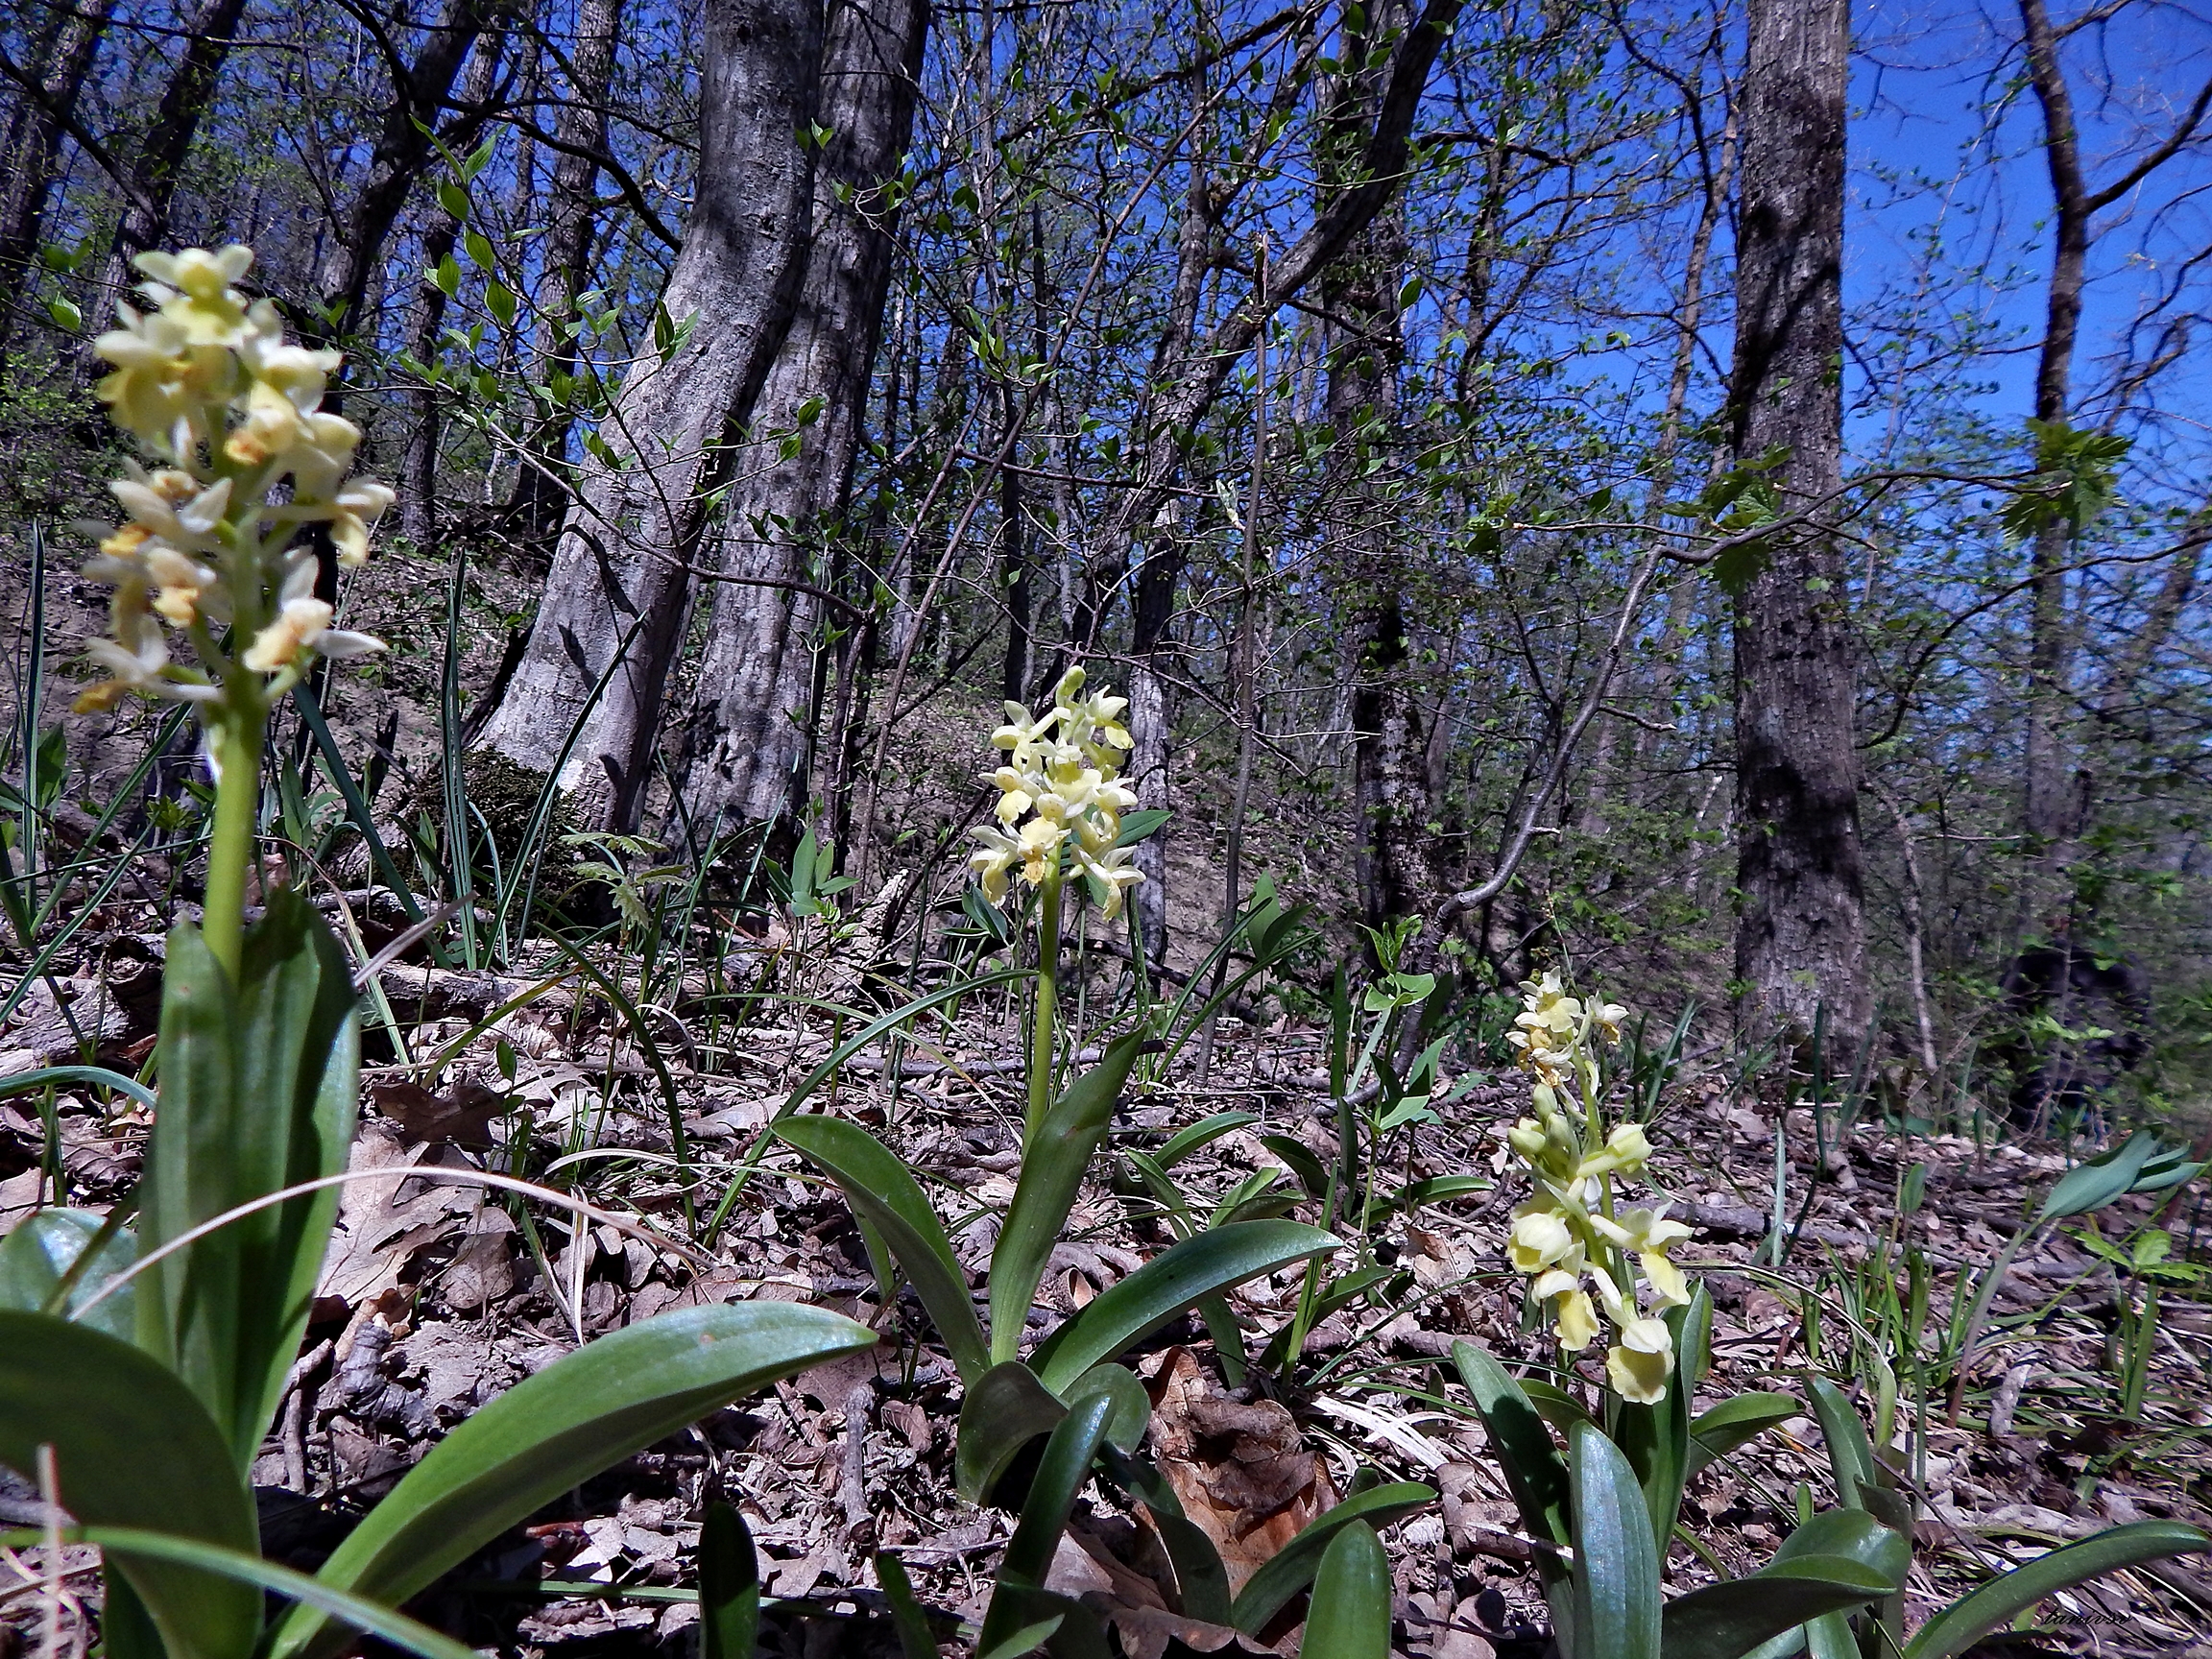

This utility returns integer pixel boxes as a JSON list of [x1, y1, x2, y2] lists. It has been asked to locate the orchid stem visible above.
[[1027, 867, 1062, 1144], [201, 696, 265, 984]]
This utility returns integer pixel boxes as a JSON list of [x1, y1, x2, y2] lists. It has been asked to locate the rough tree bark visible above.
[[1728, 0, 1867, 1039], [675, 0, 927, 835], [476, 0, 824, 831], [1322, 0, 1440, 936], [0, 0, 117, 300], [2018, 0, 2088, 869], [84, 0, 252, 339], [1122, 132, 1217, 968]]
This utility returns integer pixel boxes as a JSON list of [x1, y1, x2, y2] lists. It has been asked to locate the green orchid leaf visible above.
[[1259, 1133, 1330, 1198], [269, 1302, 874, 1659], [1687, 1392, 1800, 1477], [1032, 1219, 1338, 1393], [1658, 1509, 1907, 1659], [876, 1551, 945, 1659], [774, 1114, 989, 1382], [0, 1311, 260, 1659], [1617, 1287, 1709, 1546], [30, 1527, 478, 1659], [1769, 1508, 1911, 1577], [1452, 1341, 1572, 1552], [1097, 1443, 1232, 1624], [979, 1394, 1118, 1655], [2038, 1131, 2158, 1222], [1062, 1361, 1150, 1451], [1572, 1423, 1662, 1659], [1230, 1481, 1433, 1634], [956, 1359, 1072, 1504], [699, 1500, 759, 1659], [1903, 1521, 2208, 1659], [1807, 1378, 1879, 1509], [138, 890, 360, 1470], [0, 1207, 135, 1338], [1153, 1111, 1258, 1168], [1659, 1557, 1901, 1659], [1299, 1520, 1391, 1659], [991, 1034, 1147, 1364]]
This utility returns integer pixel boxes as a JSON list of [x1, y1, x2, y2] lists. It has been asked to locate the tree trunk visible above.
[[0, 0, 116, 296], [2018, 0, 2088, 868], [477, 0, 824, 831], [506, 0, 624, 542], [399, 32, 505, 548], [1323, 0, 1439, 937], [84, 0, 251, 339], [1728, 0, 1867, 1039], [674, 0, 926, 835], [313, 0, 492, 344]]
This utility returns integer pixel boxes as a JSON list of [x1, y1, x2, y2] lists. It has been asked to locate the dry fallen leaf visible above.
[[1147, 1347, 1337, 1593]]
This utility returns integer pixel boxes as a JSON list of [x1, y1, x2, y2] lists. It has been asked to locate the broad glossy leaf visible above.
[[1230, 1481, 1433, 1634], [2038, 1131, 2157, 1221], [1452, 1341, 1572, 1552], [1769, 1508, 1911, 1579], [1688, 1392, 1799, 1477], [0, 1207, 134, 1337], [775, 1114, 988, 1381], [1807, 1378, 1878, 1509], [1571, 1423, 1661, 1659], [700, 1500, 759, 1659], [990, 1035, 1146, 1363], [1300, 1520, 1391, 1659], [1063, 1362, 1150, 1451], [1259, 1133, 1329, 1198], [1098, 1443, 1232, 1624], [1617, 1288, 1709, 1546], [0, 1311, 259, 1659], [1032, 1219, 1338, 1392], [59, 1527, 476, 1659], [138, 892, 359, 1469], [1903, 1521, 2208, 1659], [270, 1302, 873, 1659], [957, 1360, 1072, 1504], [1658, 1558, 1901, 1659], [1803, 1609, 1857, 1659], [979, 1395, 1118, 1655]]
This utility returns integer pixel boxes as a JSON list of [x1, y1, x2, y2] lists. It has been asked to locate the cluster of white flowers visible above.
[[1502, 973, 1695, 1404], [73, 245, 390, 712], [970, 666, 1144, 919]]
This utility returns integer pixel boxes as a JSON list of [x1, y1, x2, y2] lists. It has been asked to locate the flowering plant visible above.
[[1501, 972, 1694, 1404], [970, 664, 1143, 919], [969, 664, 1144, 1138], [73, 244, 391, 976]]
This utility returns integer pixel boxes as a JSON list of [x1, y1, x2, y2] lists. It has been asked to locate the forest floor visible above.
[[2, 890, 2209, 1658]]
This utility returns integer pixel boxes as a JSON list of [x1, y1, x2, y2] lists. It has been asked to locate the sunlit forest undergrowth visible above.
[[3, 0, 2212, 1652]]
